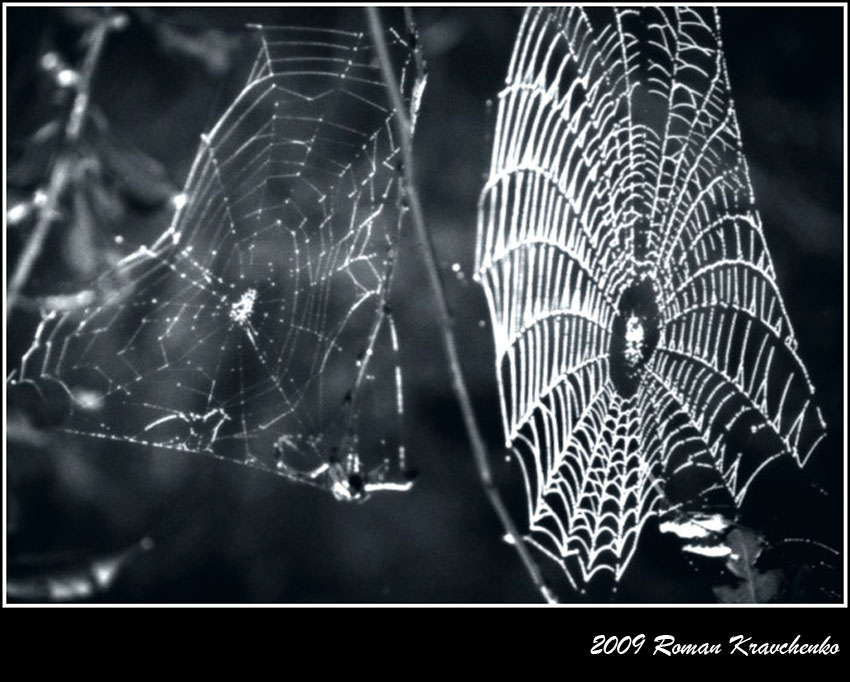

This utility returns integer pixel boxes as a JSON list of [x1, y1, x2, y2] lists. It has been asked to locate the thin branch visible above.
[[7, 14, 121, 321], [365, 7, 556, 604]]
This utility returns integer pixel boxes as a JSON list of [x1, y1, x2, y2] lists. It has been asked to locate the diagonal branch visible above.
[[366, 7, 556, 603]]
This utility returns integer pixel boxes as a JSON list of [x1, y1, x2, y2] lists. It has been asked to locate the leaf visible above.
[[714, 568, 783, 604], [91, 122, 176, 208], [713, 527, 783, 603], [58, 7, 111, 28], [132, 8, 241, 76], [154, 25, 241, 76], [64, 184, 100, 278], [88, 175, 126, 225], [7, 121, 62, 188]]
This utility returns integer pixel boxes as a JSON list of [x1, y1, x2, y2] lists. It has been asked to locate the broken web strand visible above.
[[14, 23, 419, 501], [475, 7, 827, 592]]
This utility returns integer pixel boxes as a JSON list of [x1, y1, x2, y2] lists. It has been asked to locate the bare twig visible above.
[[365, 7, 556, 603], [7, 14, 122, 321]]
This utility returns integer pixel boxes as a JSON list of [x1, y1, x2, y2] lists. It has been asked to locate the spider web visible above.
[[475, 7, 826, 587], [14, 24, 422, 499]]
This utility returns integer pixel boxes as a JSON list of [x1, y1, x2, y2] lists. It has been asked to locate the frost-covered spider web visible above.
[[14, 24, 423, 501], [475, 7, 826, 587]]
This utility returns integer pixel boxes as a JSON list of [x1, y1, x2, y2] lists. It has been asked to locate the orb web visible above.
[[475, 7, 826, 587], [14, 24, 423, 498]]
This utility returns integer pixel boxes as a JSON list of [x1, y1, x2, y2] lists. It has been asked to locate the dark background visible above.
[[5, 7, 844, 603]]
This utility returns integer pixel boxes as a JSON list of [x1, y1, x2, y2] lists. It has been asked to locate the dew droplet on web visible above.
[[39, 51, 60, 71], [56, 69, 79, 88], [72, 388, 104, 412]]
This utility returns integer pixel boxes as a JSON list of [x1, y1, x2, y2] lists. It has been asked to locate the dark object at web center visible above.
[[609, 277, 660, 398]]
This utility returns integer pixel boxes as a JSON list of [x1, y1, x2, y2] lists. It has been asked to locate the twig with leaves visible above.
[[6, 11, 126, 321], [365, 7, 556, 604]]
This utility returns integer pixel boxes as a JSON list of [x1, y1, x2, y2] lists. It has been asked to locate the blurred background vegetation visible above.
[[5, 6, 844, 603]]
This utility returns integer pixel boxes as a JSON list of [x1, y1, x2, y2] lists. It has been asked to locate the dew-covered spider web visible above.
[[475, 7, 826, 587], [14, 24, 424, 501]]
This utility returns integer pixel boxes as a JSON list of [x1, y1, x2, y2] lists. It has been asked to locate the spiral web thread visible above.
[[16, 25, 422, 497], [475, 7, 825, 587]]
